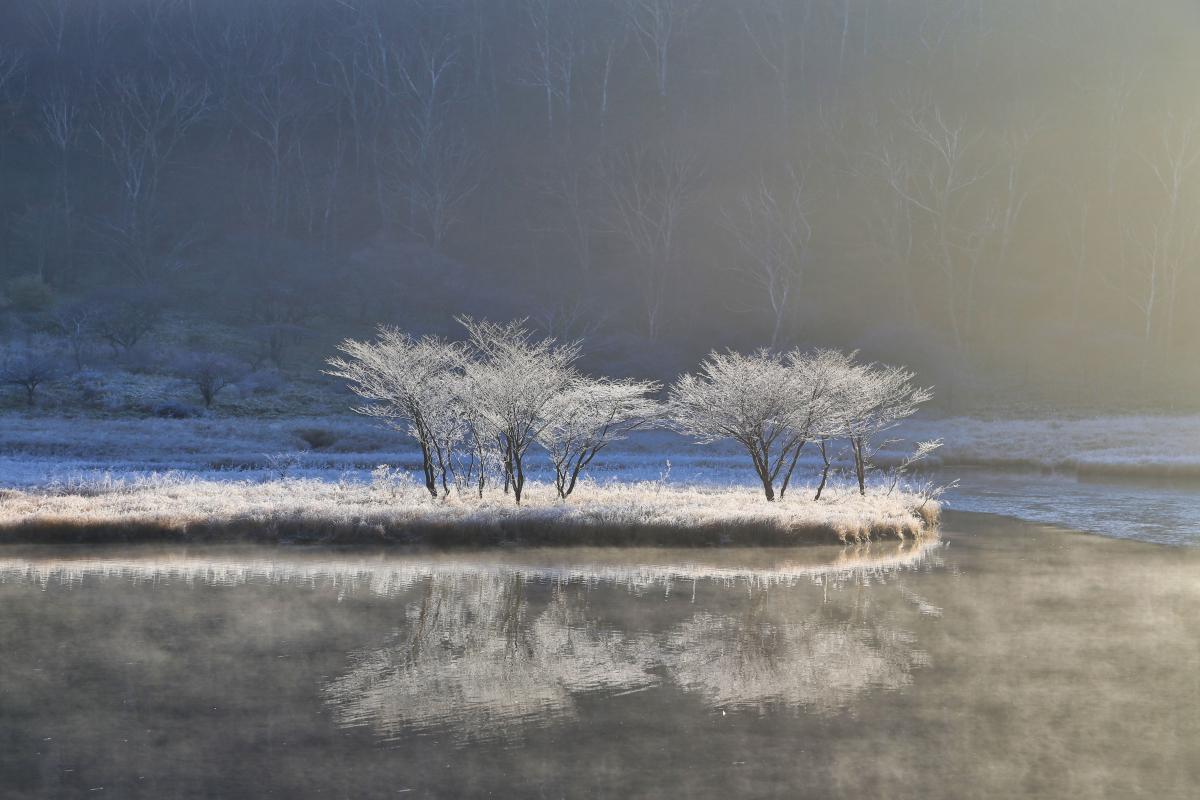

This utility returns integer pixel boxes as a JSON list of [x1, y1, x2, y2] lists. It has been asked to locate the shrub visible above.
[[172, 351, 249, 408], [90, 287, 164, 353], [239, 369, 287, 396], [0, 342, 63, 406], [295, 427, 338, 450], [151, 401, 203, 419], [71, 369, 109, 408]]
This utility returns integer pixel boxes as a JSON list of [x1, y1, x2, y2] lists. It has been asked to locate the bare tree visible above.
[[624, 0, 697, 100], [394, 128, 481, 250], [875, 102, 999, 351], [519, 0, 583, 134], [738, 0, 813, 123], [604, 145, 701, 338], [1137, 109, 1200, 353], [37, 81, 84, 280], [1, 342, 62, 407], [531, 151, 606, 279], [359, 22, 481, 249], [91, 71, 211, 282], [49, 302, 97, 370], [90, 287, 164, 354], [723, 164, 813, 347], [174, 351, 248, 408], [92, 71, 212, 229], [0, 48, 27, 172], [236, 69, 311, 232]]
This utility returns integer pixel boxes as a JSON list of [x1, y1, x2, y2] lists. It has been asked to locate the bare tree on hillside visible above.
[[604, 145, 701, 338], [723, 164, 814, 347], [624, 0, 698, 100]]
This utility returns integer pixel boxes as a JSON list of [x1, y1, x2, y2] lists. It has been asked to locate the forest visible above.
[[0, 0, 1198, 410]]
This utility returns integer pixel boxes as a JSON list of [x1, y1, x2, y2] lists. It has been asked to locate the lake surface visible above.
[[937, 467, 1200, 545], [1, 514, 1197, 799]]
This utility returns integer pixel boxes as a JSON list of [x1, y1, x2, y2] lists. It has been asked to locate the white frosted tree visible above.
[[785, 348, 856, 501], [538, 376, 660, 498], [459, 317, 581, 505], [325, 328, 463, 499], [841, 362, 933, 495], [668, 350, 813, 501]]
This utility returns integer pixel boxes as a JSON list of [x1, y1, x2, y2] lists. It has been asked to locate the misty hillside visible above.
[[1, 0, 1198, 413]]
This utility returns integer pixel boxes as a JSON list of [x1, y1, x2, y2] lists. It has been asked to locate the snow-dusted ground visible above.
[[3, 412, 1197, 485], [1, 412, 1198, 544], [896, 414, 1200, 478], [0, 414, 747, 488]]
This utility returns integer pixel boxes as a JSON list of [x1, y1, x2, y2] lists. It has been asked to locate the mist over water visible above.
[[1, 518, 1197, 798]]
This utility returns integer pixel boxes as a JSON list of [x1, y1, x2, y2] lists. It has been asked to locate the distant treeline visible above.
[[0, 0, 1197, 405]]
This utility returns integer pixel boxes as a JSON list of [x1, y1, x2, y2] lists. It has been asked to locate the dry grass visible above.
[[0, 475, 938, 547]]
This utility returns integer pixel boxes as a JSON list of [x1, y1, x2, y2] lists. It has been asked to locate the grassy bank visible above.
[[0, 477, 938, 547]]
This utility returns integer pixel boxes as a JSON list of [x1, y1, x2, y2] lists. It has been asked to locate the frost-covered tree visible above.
[[0, 342, 62, 407], [325, 328, 463, 499], [785, 348, 856, 501], [459, 317, 580, 504], [174, 351, 247, 408], [841, 362, 933, 495], [538, 376, 660, 498], [668, 349, 814, 501], [89, 287, 164, 354]]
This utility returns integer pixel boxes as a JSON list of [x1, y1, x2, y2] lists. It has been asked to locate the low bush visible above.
[[150, 401, 203, 419], [295, 427, 339, 450]]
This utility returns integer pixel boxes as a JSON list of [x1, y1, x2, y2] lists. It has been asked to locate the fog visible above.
[[1, 0, 1197, 409]]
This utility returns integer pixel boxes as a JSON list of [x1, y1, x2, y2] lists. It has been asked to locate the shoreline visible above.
[[0, 479, 939, 548]]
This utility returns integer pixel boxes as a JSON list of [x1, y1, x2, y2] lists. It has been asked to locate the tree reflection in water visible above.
[[320, 542, 938, 742], [0, 539, 940, 744], [323, 575, 661, 742]]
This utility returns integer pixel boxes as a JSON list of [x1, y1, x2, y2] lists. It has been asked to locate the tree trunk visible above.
[[777, 440, 806, 499], [852, 436, 866, 495], [513, 453, 525, 505], [814, 439, 831, 501], [756, 459, 776, 501], [419, 441, 438, 499], [748, 446, 775, 500]]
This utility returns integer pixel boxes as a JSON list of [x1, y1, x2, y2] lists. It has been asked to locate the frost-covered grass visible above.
[[0, 474, 938, 547], [2, 409, 1194, 548]]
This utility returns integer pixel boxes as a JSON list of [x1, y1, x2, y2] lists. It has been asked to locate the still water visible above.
[[0, 514, 1197, 799]]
